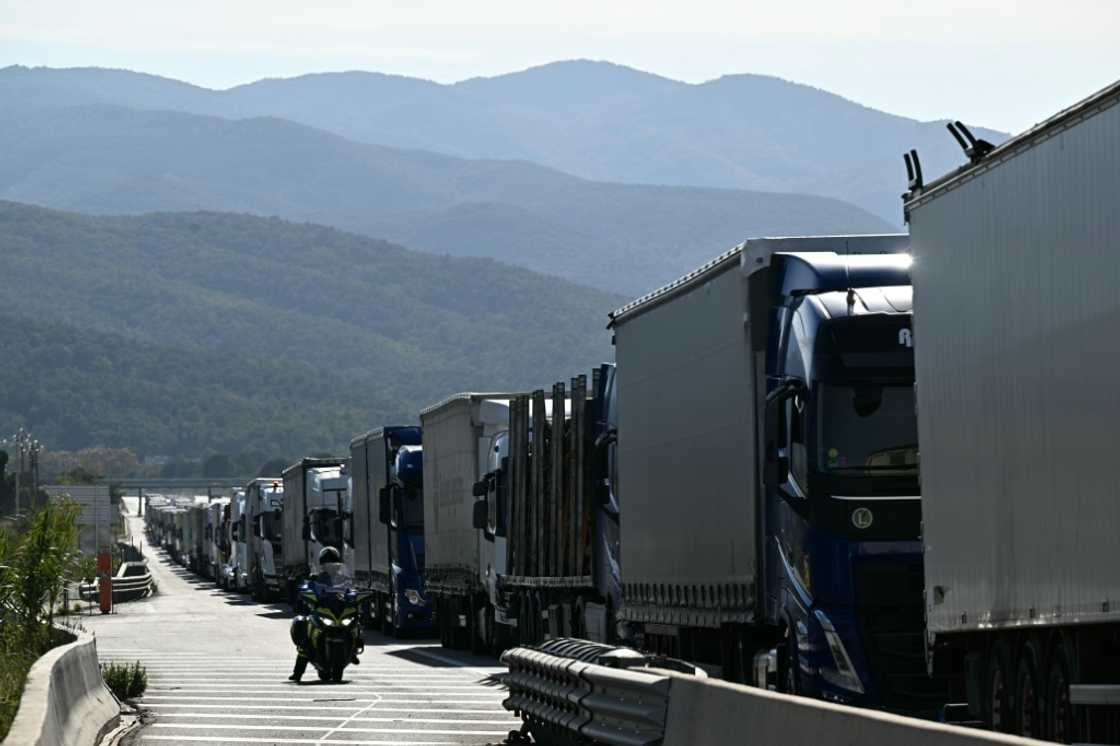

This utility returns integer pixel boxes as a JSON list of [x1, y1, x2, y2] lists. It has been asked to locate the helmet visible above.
[[318, 546, 341, 565]]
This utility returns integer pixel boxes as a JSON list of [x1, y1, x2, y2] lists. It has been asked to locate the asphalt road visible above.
[[85, 513, 522, 746]]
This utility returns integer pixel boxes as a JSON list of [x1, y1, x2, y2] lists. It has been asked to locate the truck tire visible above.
[[781, 627, 801, 695], [382, 593, 397, 638], [1015, 639, 1043, 738], [1045, 638, 1077, 743], [985, 638, 1016, 733]]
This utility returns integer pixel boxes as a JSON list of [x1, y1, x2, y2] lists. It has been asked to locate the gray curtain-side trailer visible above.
[[907, 80, 1120, 740], [608, 234, 932, 711], [421, 393, 518, 651]]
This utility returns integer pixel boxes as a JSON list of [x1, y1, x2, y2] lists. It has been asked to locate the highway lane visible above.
[[86, 514, 521, 745]]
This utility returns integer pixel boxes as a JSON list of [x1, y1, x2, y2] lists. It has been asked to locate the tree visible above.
[[202, 453, 236, 478], [256, 458, 289, 479]]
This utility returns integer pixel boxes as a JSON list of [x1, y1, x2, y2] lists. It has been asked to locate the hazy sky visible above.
[[2, 0, 1117, 132]]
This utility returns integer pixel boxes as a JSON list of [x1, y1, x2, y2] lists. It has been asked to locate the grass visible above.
[[101, 661, 147, 700]]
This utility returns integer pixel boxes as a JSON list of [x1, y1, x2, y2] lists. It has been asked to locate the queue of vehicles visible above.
[[140, 81, 1118, 743]]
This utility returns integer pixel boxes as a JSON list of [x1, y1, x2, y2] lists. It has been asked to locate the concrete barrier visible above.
[[663, 675, 1046, 746], [3, 630, 120, 746]]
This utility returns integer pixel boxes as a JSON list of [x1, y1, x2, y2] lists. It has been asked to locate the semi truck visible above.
[[350, 426, 432, 635], [206, 498, 229, 581], [223, 489, 253, 592], [280, 457, 348, 604], [247, 478, 284, 601], [421, 394, 517, 651], [607, 234, 938, 713], [185, 500, 208, 575], [473, 366, 619, 650], [905, 80, 1120, 740]]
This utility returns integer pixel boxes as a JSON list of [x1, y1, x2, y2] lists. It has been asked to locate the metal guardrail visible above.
[[501, 638, 674, 746]]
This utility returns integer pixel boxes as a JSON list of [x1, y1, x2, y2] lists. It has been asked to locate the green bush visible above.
[[0, 499, 85, 739], [101, 661, 147, 700]]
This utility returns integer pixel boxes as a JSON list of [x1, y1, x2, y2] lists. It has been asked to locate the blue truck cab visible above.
[[384, 439, 431, 633], [373, 426, 432, 635], [759, 251, 939, 712]]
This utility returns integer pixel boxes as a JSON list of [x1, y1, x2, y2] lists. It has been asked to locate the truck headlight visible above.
[[814, 610, 865, 694], [404, 589, 425, 607]]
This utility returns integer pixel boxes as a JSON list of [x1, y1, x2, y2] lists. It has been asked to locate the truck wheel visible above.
[[984, 639, 1016, 733], [468, 596, 483, 654], [382, 596, 398, 638], [1045, 638, 1077, 743], [781, 628, 801, 695], [1015, 640, 1043, 738]]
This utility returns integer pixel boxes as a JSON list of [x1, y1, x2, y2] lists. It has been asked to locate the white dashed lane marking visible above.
[[104, 652, 518, 745]]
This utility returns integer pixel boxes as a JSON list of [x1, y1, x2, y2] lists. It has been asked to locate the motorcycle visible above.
[[292, 583, 371, 682]]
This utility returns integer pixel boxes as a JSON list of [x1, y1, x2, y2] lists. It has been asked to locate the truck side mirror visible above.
[[472, 499, 488, 532], [378, 486, 392, 525], [764, 380, 801, 488], [472, 479, 487, 498]]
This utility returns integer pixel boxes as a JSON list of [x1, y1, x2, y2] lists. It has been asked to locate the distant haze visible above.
[[2, 0, 1117, 133]]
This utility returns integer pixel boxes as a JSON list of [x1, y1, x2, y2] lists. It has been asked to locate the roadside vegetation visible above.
[[101, 661, 147, 700], [0, 499, 89, 739]]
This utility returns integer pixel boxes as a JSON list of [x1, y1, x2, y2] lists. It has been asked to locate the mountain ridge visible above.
[[0, 102, 894, 295], [0, 60, 1006, 223]]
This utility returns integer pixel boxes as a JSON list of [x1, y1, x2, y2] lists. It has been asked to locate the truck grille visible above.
[[853, 558, 947, 714]]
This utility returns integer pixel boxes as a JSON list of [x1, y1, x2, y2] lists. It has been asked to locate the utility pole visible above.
[[15, 428, 25, 516]]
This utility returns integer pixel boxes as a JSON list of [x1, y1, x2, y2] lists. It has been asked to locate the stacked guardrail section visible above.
[[501, 638, 672, 746], [79, 560, 153, 603], [504, 638, 1050, 746]]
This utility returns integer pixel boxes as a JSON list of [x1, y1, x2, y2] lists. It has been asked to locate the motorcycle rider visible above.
[[289, 546, 362, 682]]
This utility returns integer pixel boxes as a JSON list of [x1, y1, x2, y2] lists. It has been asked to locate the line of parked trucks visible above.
[[145, 81, 1119, 743]]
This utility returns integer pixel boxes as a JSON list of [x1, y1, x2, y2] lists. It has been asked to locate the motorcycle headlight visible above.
[[341, 616, 356, 627], [404, 589, 425, 607], [319, 615, 337, 627]]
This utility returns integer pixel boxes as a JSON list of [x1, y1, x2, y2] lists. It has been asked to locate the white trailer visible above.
[[421, 393, 517, 651], [247, 478, 284, 601], [280, 458, 348, 603], [906, 80, 1120, 740]]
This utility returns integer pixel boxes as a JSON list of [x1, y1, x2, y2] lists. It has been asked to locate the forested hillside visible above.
[[0, 102, 893, 295], [0, 202, 619, 457]]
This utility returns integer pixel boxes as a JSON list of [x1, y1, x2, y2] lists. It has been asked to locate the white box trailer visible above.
[[906, 80, 1120, 738], [421, 393, 517, 649], [280, 457, 347, 602]]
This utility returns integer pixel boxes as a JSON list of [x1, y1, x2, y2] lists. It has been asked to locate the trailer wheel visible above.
[[381, 594, 398, 637], [1015, 640, 1044, 738], [1045, 638, 1077, 743], [468, 596, 484, 654], [985, 638, 1016, 733]]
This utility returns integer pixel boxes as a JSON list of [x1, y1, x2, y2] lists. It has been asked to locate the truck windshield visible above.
[[817, 383, 918, 475], [260, 512, 282, 543], [309, 509, 343, 546]]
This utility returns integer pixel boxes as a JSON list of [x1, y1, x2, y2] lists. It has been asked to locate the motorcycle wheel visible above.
[[331, 665, 345, 682], [317, 668, 332, 682]]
